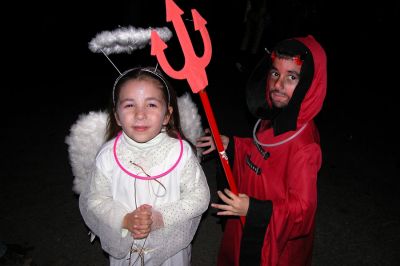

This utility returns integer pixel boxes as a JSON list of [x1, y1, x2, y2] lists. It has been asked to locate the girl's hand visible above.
[[196, 128, 229, 155], [211, 189, 249, 216], [123, 204, 153, 239]]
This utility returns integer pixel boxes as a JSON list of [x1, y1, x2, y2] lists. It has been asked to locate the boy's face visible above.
[[267, 57, 301, 108]]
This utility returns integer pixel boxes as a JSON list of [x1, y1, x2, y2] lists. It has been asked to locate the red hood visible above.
[[294, 35, 327, 126]]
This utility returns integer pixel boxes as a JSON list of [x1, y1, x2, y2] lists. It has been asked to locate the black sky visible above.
[[4, 0, 399, 128]]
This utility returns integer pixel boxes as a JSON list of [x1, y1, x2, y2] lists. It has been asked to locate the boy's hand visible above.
[[196, 128, 229, 155], [211, 189, 249, 217]]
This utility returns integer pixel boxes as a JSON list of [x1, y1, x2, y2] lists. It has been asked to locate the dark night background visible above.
[[1, 0, 399, 265]]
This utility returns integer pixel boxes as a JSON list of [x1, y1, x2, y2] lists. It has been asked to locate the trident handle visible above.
[[199, 90, 245, 225]]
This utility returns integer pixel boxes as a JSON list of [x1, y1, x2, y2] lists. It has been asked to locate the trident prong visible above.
[[151, 0, 212, 93]]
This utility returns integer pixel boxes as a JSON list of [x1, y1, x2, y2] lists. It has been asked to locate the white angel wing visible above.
[[65, 111, 108, 194], [65, 94, 203, 194], [178, 93, 204, 158]]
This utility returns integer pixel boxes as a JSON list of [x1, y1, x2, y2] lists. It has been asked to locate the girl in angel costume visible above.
[[66, 27, 210, 266]]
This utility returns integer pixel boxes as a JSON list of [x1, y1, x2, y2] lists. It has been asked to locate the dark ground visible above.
[[1, 1, 399, 265]]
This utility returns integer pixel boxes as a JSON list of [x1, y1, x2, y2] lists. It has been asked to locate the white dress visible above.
[[79, 132, 210, 266]]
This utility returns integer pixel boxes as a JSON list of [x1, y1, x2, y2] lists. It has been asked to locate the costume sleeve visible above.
[[156, 146, 210, 226], [79, 164, 133, 259], [240, 197, 272, 265], [145, 146, 210, 264], [264, 143, 321, 265]]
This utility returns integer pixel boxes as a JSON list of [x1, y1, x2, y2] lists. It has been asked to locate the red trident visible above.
[[151, 0, 244, 225]]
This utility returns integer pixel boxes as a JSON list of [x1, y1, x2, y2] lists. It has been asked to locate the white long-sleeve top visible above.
[[79, 132, 210, 266]]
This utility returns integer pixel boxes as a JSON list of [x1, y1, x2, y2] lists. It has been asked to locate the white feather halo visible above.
[[89, 26, 173, 55]]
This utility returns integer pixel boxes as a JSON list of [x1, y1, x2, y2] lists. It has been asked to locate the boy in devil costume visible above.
[[198, 35, 327, 265]]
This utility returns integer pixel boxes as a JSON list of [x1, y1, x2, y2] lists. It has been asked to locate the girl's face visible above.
[[267, 57, 301, 108], [114, 79, 172, 143]]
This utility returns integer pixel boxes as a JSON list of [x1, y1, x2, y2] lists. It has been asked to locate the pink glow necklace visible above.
[[113, 131, 183, 180]]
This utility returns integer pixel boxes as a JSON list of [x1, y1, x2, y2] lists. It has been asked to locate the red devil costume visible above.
[[217, 35, 327, 266]]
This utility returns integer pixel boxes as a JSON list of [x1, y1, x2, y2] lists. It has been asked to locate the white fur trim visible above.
[[89, 26, 173, 55]]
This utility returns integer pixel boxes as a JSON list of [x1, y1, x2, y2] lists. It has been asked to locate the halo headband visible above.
[[112, 67, 171, 107], [88, 26, 174, 107]]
